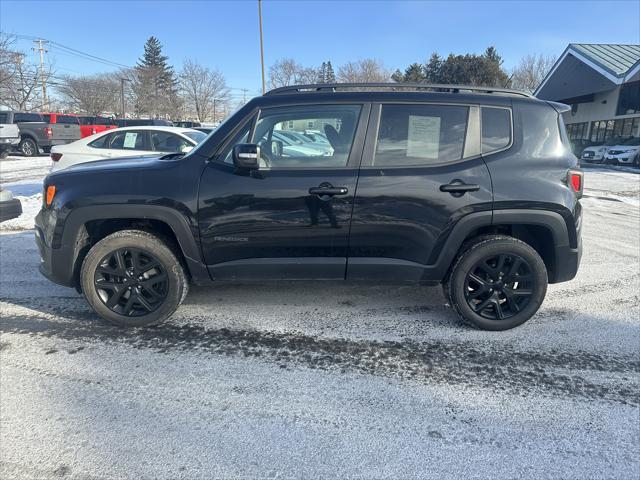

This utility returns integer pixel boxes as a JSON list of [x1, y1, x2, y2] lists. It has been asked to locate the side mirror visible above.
[[233, 144, 260, 170]]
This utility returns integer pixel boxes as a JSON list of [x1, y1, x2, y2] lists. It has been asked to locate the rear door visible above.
[[103, 130, 155, 158], [347, 102, 493, 282], [198, 103, 369, 280]]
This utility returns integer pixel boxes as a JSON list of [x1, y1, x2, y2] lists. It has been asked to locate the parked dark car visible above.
[[1, 111, 81, 156], [35, 83, 582, 330], [114, 119, 174, 127]]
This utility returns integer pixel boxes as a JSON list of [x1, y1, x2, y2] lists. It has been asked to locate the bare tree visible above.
[[268, 58, 317, 89], [179, 59, 229, 122], [0, 52, 53, 111], [56, 73, 121, 115], [337, 59, 391, 83], [0, 32, 17, 92], [510, 53, 557, 93]]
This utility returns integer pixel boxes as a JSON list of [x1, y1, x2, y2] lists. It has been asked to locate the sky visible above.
[[1, 0, 639, 100]]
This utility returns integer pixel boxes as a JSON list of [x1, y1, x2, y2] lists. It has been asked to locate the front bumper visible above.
[[35, 208, 77, 288]]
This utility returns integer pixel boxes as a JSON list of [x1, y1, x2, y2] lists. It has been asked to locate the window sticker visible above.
[[123, 132, 138, 149], [407, 115, 440, 158]]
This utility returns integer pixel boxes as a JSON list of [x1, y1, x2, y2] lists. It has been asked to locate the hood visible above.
[[52, 154, 163, 176]]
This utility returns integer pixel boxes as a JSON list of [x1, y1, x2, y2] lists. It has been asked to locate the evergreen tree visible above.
[[317, 62, 327, 83], [392, 63, 426, 83], [325, 61, 335, 83], [133, 36, 179, 117]]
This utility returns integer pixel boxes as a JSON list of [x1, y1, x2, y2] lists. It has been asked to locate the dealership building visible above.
[[535, 44, 639, 150]]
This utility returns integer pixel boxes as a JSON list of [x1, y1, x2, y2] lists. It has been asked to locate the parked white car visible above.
[[580, 145, 608, 163], [50, 126, 207, 171], [603, 137, 640, 166]]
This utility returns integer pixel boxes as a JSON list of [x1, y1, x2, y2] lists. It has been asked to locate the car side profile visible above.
[[50, 126, 208, 171], [35, 83, 583, 330]]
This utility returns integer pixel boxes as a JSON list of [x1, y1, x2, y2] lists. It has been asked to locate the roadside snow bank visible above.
[[0, 194, 41, 231]]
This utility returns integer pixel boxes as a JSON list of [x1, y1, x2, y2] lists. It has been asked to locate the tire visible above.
[[19, 137, 38, 157], [444, 235, 547, 331], [80, 229, 188, 327], [0, 149, 9, 159]]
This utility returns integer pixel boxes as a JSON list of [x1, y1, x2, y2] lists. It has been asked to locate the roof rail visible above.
[[265, 83, 533, 98]]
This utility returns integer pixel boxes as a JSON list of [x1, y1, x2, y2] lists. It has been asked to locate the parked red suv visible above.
[[76, 116, 118, 138]]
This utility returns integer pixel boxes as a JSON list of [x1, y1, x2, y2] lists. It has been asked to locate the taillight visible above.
[[50, 152, 62, 162], [568, 170, 583, 198], [44, 127, 53, 138], [45, 185, 56, 207]]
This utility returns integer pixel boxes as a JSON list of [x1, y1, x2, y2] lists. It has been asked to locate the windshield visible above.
[[183, 131, 207, 143]]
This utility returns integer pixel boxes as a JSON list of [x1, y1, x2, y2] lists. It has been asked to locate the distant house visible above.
[[535, 44, 639, 151]]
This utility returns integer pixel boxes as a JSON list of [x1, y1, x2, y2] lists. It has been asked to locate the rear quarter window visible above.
[[481, 107, 511, 154]]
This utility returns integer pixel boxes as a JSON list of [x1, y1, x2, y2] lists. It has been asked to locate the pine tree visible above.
[[325, 61, 335, 83], [133, 36, 179, 117], [317, 62, 327, 83]]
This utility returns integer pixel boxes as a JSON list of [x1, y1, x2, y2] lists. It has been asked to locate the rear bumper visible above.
[[552, 239, 582, 283]]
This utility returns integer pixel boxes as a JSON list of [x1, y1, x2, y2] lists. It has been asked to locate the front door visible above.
[[347, 102, 494, 281], [198, 103, 369, 280]]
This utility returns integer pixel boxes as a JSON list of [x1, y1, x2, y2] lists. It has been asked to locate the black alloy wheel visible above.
[[94, 247, 169, 317], [463, 253, 534, 321]]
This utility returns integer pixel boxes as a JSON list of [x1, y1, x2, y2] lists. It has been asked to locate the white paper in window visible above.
[[123, 132, 138, 148], [407, 115, 440, 159]]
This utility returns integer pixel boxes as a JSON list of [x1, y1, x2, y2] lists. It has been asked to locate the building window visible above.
[[616, 81, 640, 116], [566, 122, 589, 141], [589, 117, 640, 144]]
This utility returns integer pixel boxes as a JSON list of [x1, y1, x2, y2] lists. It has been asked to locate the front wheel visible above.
[[444, 235, 548, 330], [80, 230, 188, 327]]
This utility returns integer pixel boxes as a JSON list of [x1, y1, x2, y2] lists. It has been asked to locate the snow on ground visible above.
[[0, 155, 49, 231], [0, 154, 639, 479]]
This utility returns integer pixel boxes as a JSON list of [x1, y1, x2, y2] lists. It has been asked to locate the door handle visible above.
[[439, 180, 480, 197], [308, 186, 348, 196]]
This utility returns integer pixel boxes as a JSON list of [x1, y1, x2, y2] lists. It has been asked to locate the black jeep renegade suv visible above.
[[35, 83, 583, 330]]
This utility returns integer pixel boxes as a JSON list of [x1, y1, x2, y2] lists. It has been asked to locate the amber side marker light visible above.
[[45, 185, 56, 206]]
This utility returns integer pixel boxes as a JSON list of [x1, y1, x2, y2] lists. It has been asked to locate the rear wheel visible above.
[[19, 138, 38, 157], [80, 230, 188, 327], [445, 235, 547, 330]]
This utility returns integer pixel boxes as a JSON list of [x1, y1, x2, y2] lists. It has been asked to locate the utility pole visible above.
[[120, 78, 131, 118], [241, 88, 248, 104], [32, 39, 49, 111], [258, 0, 266, 94], [213, 98, 217, 124]]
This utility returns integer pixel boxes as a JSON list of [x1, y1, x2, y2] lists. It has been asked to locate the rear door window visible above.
[[88, 133, 112, 148], [481, 107, 511, 154], [108, 131, 147, 150], [374, 104, 469, 166], [0, 113, 7, 123]]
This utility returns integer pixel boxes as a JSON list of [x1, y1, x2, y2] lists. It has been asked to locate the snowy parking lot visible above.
[[1, 155, 639, 478]]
